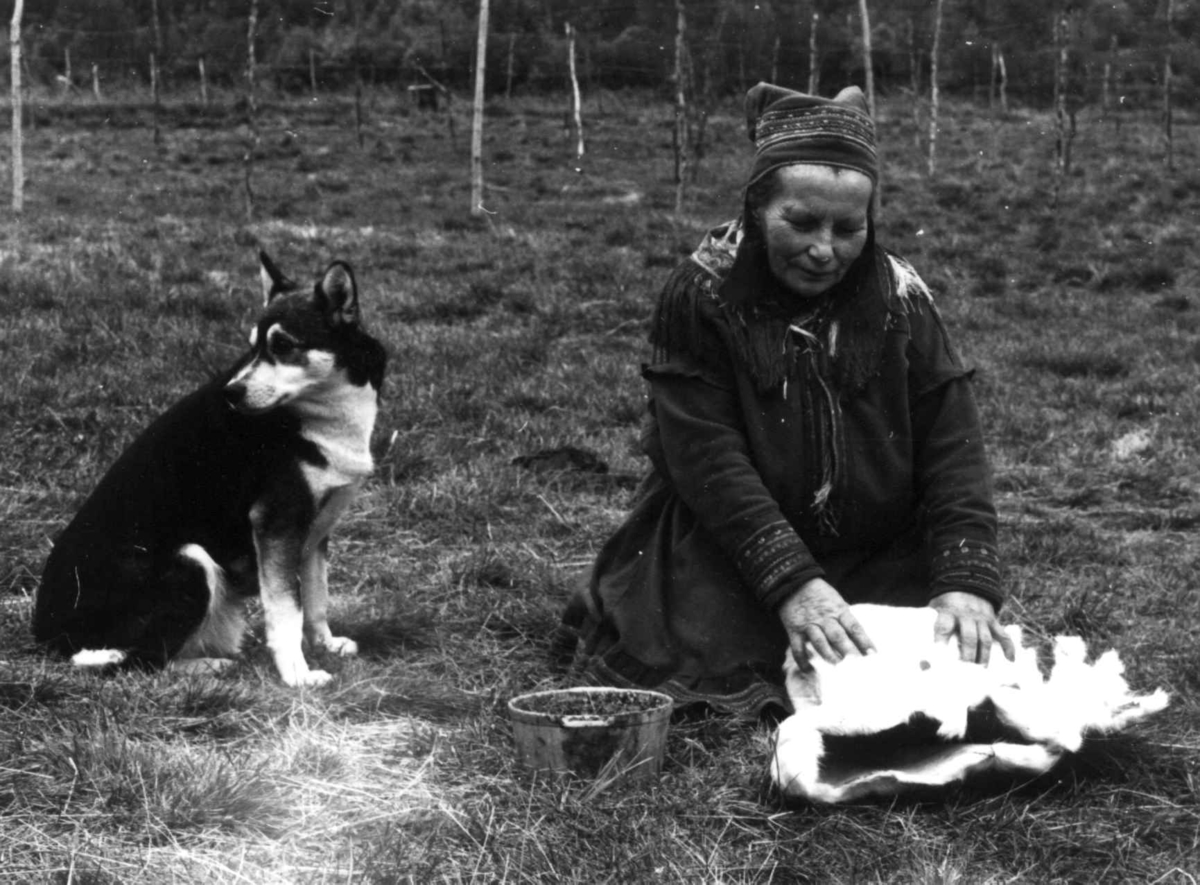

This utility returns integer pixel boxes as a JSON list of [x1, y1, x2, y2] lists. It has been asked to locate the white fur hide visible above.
[[772, 604, 1170, 803]]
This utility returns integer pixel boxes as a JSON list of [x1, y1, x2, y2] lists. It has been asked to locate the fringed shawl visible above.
[[648, 218, 932, 534]]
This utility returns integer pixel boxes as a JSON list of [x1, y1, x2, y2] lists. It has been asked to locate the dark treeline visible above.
[[2, 0, 1197, 110]]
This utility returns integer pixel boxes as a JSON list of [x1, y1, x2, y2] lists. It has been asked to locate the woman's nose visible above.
[[807, 231, 834, 262]]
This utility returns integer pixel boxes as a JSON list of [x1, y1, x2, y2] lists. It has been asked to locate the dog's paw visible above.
[[169, 657, 236, 676], [289, 668, 333, 688], [323, 636, 358, 657], [72, 649, 128, 669], [274, 651, 332, 688]]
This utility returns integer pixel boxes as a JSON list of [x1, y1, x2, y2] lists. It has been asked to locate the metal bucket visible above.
[[508, 687, 674, 782]]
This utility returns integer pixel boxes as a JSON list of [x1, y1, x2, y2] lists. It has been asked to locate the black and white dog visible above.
[[34, 252, 386, 687]]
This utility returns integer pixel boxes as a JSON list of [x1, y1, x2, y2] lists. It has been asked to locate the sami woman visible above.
[[559, 83, 1013, 718]]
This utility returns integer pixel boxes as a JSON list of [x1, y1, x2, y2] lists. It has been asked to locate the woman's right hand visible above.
[[779, 577, 876, 665]]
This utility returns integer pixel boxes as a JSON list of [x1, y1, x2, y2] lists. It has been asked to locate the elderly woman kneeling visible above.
[[559, 83, 1014, 719]]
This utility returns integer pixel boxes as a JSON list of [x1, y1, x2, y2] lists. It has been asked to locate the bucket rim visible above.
[[507, 686, 674, 724]]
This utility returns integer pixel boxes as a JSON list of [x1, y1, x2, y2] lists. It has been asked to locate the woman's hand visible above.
[[929, 591, 1015, 665], [779, 578, 876, 665]]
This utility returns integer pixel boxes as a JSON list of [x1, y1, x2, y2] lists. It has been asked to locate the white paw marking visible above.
[[72, 649, 127, 668]]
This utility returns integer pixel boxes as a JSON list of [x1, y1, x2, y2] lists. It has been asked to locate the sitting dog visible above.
[[33, 252, 386, 687]]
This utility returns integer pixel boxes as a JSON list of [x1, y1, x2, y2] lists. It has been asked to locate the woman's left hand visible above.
[[929, 591, 1015, 665]]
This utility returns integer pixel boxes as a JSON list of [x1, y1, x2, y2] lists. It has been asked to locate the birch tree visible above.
[[927, 0, 944, 176], [470, 0, 490, 217], [10, 0, 23, 215], [243, 0, 259, 220], [857, 0, 876, 120], [566, 23, 584, 159]]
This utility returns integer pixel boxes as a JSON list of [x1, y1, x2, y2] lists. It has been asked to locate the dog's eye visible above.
[[270, 337, 297, 357]]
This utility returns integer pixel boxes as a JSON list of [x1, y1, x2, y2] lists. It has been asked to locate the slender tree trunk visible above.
[[771, 34, 780, 84], [1052, 10, 1071, 205], [505, 33, 515, 100], [199, 56, 208, 105], [928, 0, 944, 176], [909, 17, 921, 149], [1163, 0, 1175, 169], [808, 10, 820, 94], [470, 0, 490, 217], [11, 0, 24, 215], [309, 48, 317, 99], [92, 63, 101, 101], [857, 0, 875, 119], [673, 0, 689, 213], [997, 45, 1008, 113], [151, 53, 161, 145], [151, 0, 163, 87], [243, 0, 259, 221], [989, 44, 998, 111], [63, 47, 72, 93], [566, 24, 584, 159]]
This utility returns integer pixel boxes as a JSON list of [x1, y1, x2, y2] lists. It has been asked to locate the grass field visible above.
[[0, 87, 1198, 883]]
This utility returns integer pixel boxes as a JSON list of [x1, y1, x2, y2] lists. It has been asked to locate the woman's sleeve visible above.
[[906, 303, 1004, 608], [644, 318, 824, 611]]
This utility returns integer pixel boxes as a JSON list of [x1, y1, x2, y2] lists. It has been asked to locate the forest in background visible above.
[[3, 0, 1198, 113]]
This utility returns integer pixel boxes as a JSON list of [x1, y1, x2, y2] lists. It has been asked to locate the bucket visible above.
[[508, 687, 674, 782]]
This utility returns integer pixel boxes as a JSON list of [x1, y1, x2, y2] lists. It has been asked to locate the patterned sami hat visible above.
[[745, 82, 878, 186]]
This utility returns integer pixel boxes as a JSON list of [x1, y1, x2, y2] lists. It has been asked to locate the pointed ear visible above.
[[318, 261, 359, 325], [258, 250, 296, 306]]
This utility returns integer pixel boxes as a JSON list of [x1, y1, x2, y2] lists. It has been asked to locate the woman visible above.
[[560, 83, 1013, 719]]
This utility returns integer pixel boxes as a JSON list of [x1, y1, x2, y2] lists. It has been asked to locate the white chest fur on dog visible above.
[[772, 604, 1170, 803]]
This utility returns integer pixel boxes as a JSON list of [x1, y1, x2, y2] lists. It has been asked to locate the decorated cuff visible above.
[[927, 540, 1003, 609], [734, 519, 825, 609]]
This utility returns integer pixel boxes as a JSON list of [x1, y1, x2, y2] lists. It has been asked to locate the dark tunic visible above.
[[562, 221, 1002, 718]]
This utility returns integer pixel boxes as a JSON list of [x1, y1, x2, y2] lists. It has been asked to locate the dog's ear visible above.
[[259, 250, 297, 306], [318, 261, 359, 326]]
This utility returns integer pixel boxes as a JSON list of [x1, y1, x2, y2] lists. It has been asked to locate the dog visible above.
[[33, 252, 386, 687]]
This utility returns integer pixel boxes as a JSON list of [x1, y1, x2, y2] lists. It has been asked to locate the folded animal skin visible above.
[[772, 604, 1170, 803]]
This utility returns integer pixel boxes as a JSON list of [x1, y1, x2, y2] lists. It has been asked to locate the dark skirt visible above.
[[560, 472, 930, 720]]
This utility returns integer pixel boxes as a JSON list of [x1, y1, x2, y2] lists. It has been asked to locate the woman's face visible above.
[[754, 164, 873, 299]]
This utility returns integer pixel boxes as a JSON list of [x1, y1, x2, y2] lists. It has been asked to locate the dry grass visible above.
[[0, 88, 1198, 882]]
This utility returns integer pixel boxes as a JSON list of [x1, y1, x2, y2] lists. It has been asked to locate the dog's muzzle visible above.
[[223, 380, 248, 411]]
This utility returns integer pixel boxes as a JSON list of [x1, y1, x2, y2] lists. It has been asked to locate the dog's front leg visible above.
[[300, 536, 358, 658], [255, 527, 330, 688]]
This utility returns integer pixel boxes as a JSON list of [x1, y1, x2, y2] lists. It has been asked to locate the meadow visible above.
[[0, 85, 1198, 883]]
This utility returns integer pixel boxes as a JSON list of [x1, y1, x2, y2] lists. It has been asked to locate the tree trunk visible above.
[[909, 17, 921, 149], [506, 33, 515, 100], [566, 23, 584, 158], [674, 0, 689, 213], [470, 0, 490, 217], [857, 0, 875, 119], [808, 10, 820, 94], [151, 53, 161, 145], [151, 0, 163, 86], [92, 63, 101, 101], [1163, 0, 1174, 169], [11, 0, 24, 215], [199, 56, 208, 105], [243, 0, 259, 221], [996, 46, 1008, 113], [927, 0, 944, 176]]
